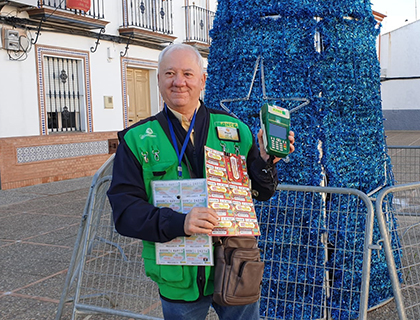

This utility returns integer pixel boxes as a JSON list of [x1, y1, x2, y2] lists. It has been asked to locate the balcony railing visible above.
[[184, 4, 215, 45], [122, 0, 173, 35], [37, 0, 105, 20]]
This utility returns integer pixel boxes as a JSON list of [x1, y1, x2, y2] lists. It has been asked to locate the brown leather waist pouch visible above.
[[213, 236, 264, 306]]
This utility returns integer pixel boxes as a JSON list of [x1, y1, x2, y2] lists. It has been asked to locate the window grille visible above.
[[37, 0, 105, 19], [44, 56, 84, 133], [184, 4, 215, 45], [123, 0, 173, 34]]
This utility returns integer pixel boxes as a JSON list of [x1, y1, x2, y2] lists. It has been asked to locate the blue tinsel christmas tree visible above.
[[205, 0, 400, 319]]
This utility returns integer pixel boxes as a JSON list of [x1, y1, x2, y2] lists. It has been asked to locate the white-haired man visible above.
[[108, 43, 295, 319]]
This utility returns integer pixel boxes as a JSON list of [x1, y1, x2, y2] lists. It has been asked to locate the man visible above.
[[107, 43, 295, 320]]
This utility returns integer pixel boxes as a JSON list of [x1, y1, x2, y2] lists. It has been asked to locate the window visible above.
[[36, 46, 93, 135], [44, 56, 84, 132]]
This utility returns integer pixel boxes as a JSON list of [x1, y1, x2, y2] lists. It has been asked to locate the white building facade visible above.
[[0, 0, 216, 189], [0, 1, 387, 189], [380, 19, 420, 130]]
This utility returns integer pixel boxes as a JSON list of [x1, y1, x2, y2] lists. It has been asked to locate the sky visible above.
[[371, 0, 419, 33]]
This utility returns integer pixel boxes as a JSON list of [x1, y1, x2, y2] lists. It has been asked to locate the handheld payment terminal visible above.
[[260, 103, 291, 158]]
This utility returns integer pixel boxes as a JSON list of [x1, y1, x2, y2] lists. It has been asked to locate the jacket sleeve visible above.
[[107, 138, 187, 243], [246, 137, 279, 201]]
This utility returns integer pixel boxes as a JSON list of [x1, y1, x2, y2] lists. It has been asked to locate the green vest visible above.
[[123, 112, 254, 301]]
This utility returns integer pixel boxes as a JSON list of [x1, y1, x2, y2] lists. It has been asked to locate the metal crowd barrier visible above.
[[388, 146, 420, 184], [375, 182, 420, 320], [255, 185, 376, 320], [55, 154, 117, 320], [55, 154, 420, 320]]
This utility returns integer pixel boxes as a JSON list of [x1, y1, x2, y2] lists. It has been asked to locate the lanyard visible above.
[[164, 104, 197, 177]]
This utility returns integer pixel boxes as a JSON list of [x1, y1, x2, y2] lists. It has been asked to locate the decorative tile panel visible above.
[[17, 141, 109, 163]]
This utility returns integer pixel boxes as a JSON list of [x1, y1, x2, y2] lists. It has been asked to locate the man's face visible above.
[[158, 49, 206, 114]]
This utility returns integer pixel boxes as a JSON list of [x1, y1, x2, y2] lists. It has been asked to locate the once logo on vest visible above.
[[140, 127, 157, 139]]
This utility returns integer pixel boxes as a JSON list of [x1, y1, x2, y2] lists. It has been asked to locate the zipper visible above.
[[197, 266, 206, 297]]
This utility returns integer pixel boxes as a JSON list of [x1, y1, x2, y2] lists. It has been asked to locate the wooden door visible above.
[[127, 68, 151, 124]]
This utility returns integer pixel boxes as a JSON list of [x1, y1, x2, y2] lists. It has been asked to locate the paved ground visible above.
[[385, 131, 420, 146], [0, 176, 92, 320], [0, 131, 419, 319]]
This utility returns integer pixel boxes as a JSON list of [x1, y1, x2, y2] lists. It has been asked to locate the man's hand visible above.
[[257, 129, 295, 164], [184, 207, 219, 235]]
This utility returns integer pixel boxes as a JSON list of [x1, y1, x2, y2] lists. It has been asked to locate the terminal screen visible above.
[[269, 123, 287, 139]]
